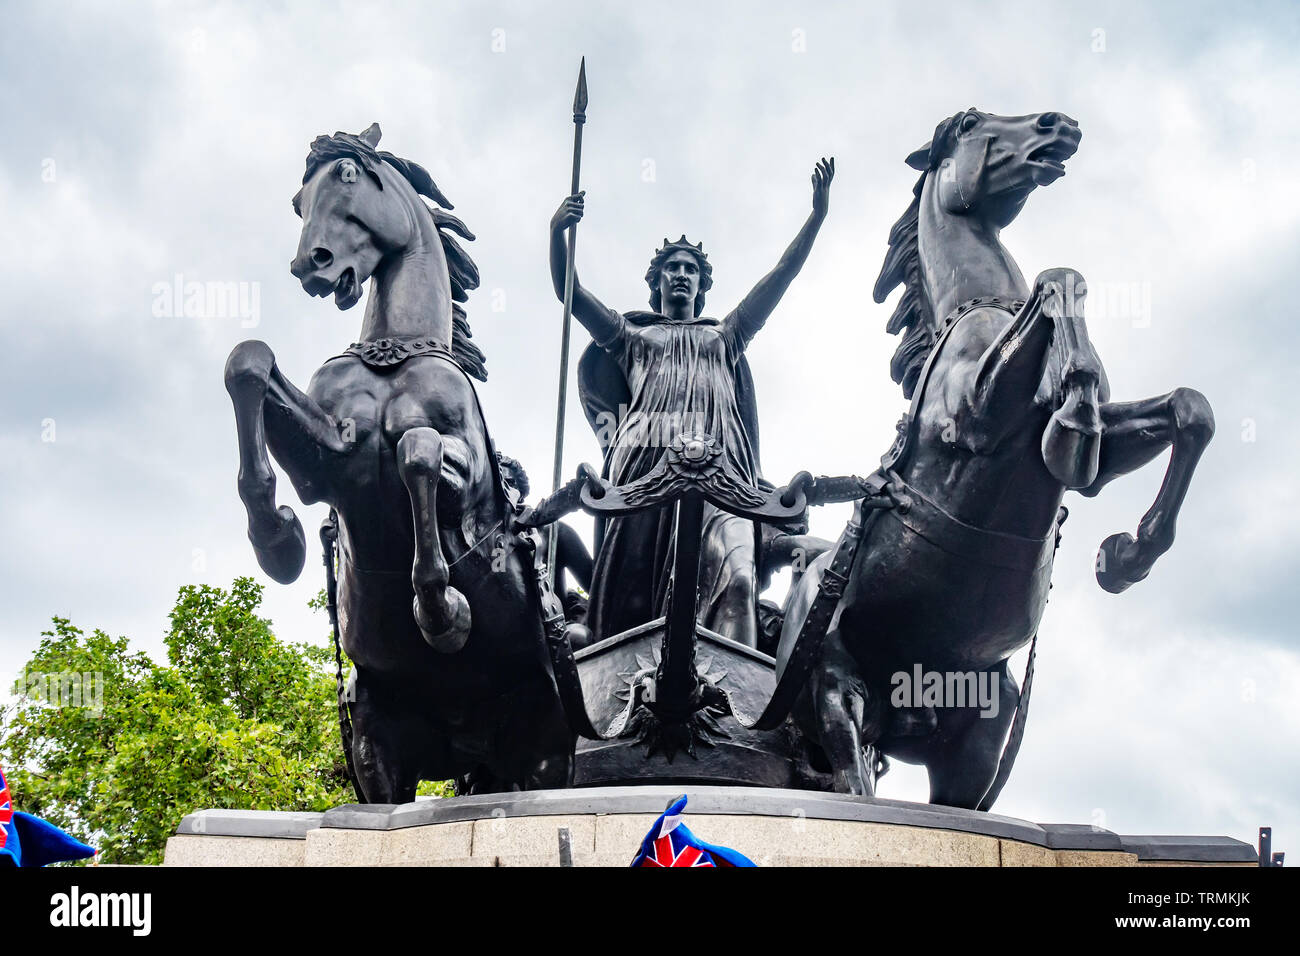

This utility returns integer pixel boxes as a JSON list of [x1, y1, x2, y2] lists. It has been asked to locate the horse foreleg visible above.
[[1041, 272, 1105, 488], [810, 632, 881, 796], [224, 340, 308, 584], [395, 427, 471, 653], [1083, 389, 1215, 593], [968, 269, 1065, 448], [262, 360, 351, 505]]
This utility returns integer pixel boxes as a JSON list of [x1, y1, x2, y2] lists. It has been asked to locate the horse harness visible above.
[[782, 294, 1051, 810]]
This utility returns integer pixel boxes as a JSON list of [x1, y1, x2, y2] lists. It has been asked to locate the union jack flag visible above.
[[630, 795, 755, 867], [0, 765, 12, 851], [0, 762, 96, 867]]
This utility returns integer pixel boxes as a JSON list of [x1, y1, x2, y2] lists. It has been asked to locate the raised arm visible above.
[[727, 158, 834, 348], [550, 192, 623, 346]]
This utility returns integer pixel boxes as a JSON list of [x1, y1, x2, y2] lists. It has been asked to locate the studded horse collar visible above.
[[339, 336, 456, 370], [936, 295, 1027, 338], [330, 333, 515, 543]]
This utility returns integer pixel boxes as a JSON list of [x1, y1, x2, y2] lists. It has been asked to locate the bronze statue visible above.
[[224, 124, 573, 801], [776, 110, 1215, 807], [218, 76, 1218, 813], [549, 158, 835, 649]]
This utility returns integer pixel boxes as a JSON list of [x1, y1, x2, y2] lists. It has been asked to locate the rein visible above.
[[447, 518, 505, 570], [320, 512, 363, 802]]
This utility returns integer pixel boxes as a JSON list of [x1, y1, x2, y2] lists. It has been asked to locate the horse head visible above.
[[290, 123, 455, 311], [906, 109, 1081, 229], [877, 109, 1083, 396]]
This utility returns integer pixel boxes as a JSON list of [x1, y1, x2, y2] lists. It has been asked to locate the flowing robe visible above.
[[577, 306, 767, 647]]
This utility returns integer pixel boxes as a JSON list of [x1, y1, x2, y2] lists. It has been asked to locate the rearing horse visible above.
[[224, 124, 572, 801], [778, 110, 1214, 808]]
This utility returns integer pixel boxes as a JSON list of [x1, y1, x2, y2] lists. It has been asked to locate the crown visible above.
[[654, 235, 708, 260]]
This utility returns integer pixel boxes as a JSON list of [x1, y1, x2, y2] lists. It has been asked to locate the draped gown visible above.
[[582, 304, 766, 648]]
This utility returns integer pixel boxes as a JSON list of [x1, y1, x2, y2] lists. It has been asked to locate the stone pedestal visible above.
[[163, 786, 1257, 867]]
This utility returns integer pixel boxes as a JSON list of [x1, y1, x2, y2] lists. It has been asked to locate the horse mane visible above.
[[378, 154, 488, 382], [874, 111, 966, 398], [302, 127, 488, 381], [872, 172, 933, 398]]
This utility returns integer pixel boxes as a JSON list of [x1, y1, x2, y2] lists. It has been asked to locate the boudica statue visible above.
[[222, 95, 1213, 811], [549, 159, 835, 650], [224, 124, 576, 801], [777, 110, 1215, 807]]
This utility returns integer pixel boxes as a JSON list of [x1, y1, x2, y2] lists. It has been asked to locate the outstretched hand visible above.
[[812, 157, 835, 217]]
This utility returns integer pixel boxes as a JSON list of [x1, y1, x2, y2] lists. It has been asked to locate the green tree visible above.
[[0, 577, 355, 865]]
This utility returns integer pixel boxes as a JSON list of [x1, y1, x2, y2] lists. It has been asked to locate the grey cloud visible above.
[[1, 0, 1295, 854]]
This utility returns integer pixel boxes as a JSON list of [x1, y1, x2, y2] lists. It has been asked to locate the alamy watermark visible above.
[[1040, 272, 1154, 328], [152, 273, 261, 327], [12, 670, 105, 716], [50, 887, 150, 936], [891, 664, 999, 719], [594, 407, 709, 450]]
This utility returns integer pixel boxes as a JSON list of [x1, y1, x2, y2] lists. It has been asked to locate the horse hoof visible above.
[[1095, 532, 1144, 593], [415, 587, 471, 653], [250, 505, 306, 584]]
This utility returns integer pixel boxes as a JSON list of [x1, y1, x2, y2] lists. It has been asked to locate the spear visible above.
[[548, 57, 587, 588]]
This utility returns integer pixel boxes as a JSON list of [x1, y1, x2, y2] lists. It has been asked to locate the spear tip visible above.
[[573, 56, 588, 119]]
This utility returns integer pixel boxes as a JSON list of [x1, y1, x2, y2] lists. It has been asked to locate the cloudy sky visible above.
[[1, 0, 1296, 853]]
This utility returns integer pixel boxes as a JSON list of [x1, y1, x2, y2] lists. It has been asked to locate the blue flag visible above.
[[0, 764, 96, 868], [630, 795, 756, 867]]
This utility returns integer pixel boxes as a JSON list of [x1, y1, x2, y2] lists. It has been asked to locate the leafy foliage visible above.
[[416, 779, 456, 798], [0, 578, 355, 865]]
